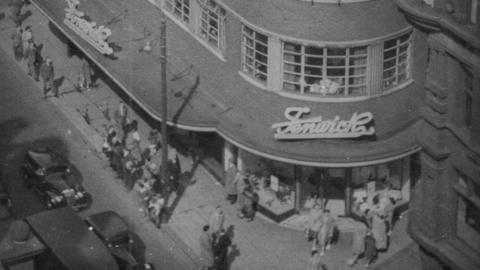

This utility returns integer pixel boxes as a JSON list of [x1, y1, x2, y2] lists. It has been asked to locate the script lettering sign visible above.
[[272, 107, 375, 140], [64, 0, 113, 55]]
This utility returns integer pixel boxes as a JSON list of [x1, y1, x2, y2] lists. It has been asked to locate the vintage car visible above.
[[85, 211, 149, 270], [0, 170, 12, 219], [21, 147, 90, 211]]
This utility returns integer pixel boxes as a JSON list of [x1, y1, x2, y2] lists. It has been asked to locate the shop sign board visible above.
[[272, 107, 375, 140], [63, 0, 114, 55]]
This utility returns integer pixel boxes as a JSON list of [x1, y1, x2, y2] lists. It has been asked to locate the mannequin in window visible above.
[[309, 78, 339, 96]]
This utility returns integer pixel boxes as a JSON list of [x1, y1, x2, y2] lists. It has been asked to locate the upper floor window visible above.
[[164, 0, 190, 23], [383, 33, 411, 89], [241, 26, 268, 84], [455, 174, 480, 251], [198, 0, 226, 51], [282, 44, 368, 96]]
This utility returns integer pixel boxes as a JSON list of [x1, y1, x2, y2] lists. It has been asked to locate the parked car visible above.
[[20, 147, 90, 211], [0, 170, 12, 219], [85, 211, 150, 270]]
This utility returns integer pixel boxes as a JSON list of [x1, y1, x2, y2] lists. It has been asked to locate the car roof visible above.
[[85, 211, 130, 241], [25, 207, 119, 270], [27, 148, 67, 169]]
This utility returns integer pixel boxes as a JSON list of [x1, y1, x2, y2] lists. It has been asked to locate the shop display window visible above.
[[455, 174, 480, 251], [239, 151, 295, 218], [350, 158, 409, 218]]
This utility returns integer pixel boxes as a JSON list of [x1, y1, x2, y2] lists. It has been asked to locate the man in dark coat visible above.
[[9, 0, 24, 26], [40, 57, 55, 98], [213, 229, 231, 270], [25, 40, 38, 81]]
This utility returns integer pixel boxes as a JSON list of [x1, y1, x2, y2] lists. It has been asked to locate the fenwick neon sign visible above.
[[272, 107, 375, 140]]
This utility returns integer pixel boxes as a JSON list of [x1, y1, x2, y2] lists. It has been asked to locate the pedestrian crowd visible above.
[[199, 206, 233, 270], [303, 204, 337, 258], [224, 158, 259, 222], [345, 193, 395, 268], [9, 1, 58, 98], [101, 101, 182, 229]]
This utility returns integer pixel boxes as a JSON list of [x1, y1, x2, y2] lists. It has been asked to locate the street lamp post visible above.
[[159, 18, 168, 197]]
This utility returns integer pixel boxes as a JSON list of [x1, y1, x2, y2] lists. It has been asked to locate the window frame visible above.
[[164, 0, 191, 24], [454, 173, 480, 236], [197, 0, 226, 52], [281, 43, 369, 96], [241, 25, 269, 85], [382, 33, 412, 89]]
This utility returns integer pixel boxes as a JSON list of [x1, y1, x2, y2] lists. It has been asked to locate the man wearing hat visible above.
[[224, 157, 238, 204]]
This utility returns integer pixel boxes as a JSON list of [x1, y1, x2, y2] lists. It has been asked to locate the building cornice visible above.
[[395, 0, 480, 50]]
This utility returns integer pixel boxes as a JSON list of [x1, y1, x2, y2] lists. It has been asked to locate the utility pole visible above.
[[160, 18, 168, 197]]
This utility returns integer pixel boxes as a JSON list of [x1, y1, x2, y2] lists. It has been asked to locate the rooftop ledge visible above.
[[395, 0, 480, 49]]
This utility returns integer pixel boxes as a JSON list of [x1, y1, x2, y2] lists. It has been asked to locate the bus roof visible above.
[[25, 207, 119, 270]]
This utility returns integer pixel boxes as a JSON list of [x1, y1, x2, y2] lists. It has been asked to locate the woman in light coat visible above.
[[209, 206, 225, 238], [370, 210, 388, 251]]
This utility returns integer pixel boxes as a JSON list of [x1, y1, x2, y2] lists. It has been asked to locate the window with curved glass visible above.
[[198, 0, 226, 51], [383, 33, 411, 88], [241, 26, 268, 84], [164, 0, 190, 23], [282, 44, 368, 96]]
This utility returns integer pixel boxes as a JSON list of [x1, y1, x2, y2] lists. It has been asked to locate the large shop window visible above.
[[164, 0, 191, 23], [240, 151, 295, 219], [282, 43, 368, 96], [382, 32, 411, 89], [299, 158, 411, 219], [455, 174, 480, 251], [241, 26, 268, 84], [198, 0, 226, 52]]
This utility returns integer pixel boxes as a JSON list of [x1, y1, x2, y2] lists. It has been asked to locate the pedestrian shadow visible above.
[[17, 10, 32, 26], [53, 75, 65, 91]]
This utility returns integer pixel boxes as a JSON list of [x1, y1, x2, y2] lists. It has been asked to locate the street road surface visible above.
[[0, 48, 196, 270]]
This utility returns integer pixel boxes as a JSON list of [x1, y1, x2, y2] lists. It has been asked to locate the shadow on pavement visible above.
[[17, 10, 32, 26], [163, 160, 200, 223]]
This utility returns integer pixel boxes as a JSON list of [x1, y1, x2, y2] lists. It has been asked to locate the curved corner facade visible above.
[[396, 1, 480, 270], [148, 0, 424, 222], [30, 0, 423, 224]]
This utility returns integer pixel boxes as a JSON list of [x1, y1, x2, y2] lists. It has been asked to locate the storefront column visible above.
[[294, 165, 301, 212], [402, 157, 411, 201], [344, 168, 352, 216], [224, 141, 237, 170]]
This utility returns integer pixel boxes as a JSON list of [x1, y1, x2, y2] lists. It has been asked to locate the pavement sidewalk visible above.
[[0, 3, 418, 270]]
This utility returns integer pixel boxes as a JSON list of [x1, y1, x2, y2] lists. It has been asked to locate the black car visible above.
[[21, 147, 90, 211], [85, 211, 150, 270], [0, 170, 12, 219]]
